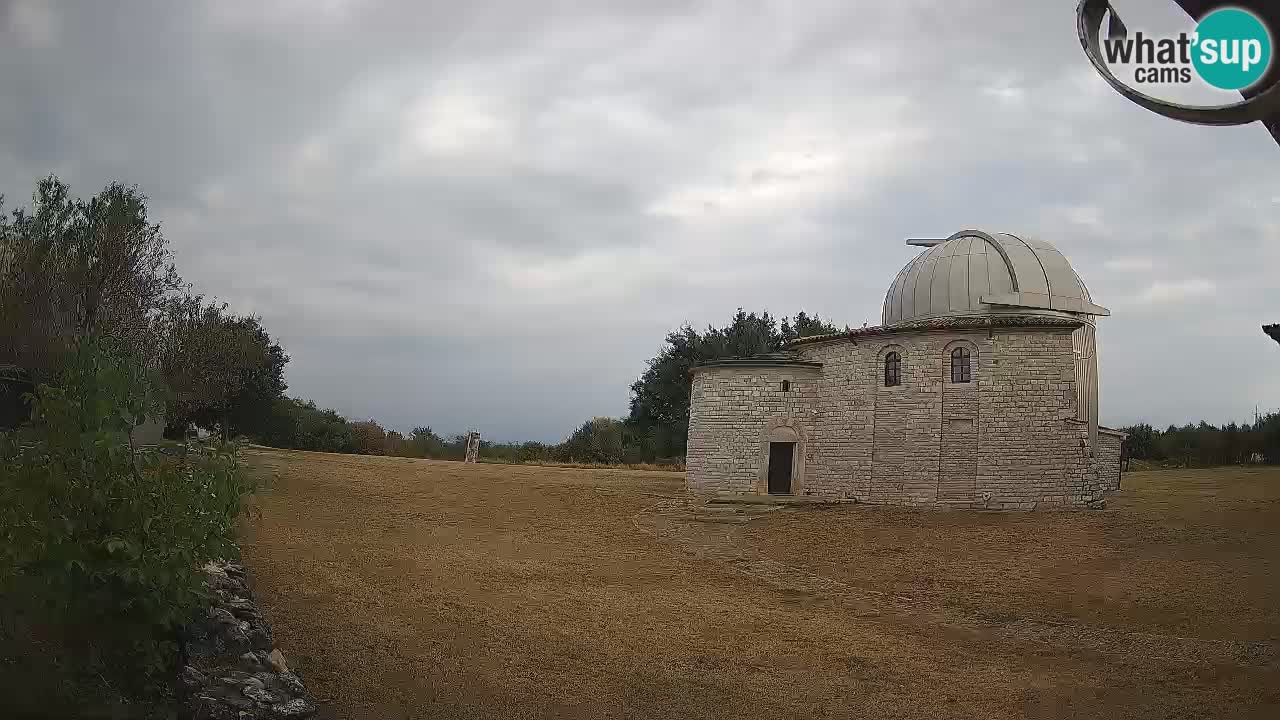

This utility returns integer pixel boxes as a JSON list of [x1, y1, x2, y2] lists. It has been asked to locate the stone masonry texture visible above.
[[1096, 430, 1124, 492], [686, 327, 1113, 509]]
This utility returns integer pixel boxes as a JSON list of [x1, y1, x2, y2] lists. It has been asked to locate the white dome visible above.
[[882, 230, 1109, 326]]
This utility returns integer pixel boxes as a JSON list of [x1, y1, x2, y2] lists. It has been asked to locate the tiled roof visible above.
[[786, 313, 1084, 347], [693, 352, 823, 372]]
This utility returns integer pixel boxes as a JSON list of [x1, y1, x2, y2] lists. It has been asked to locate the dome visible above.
[[882, 230, 1109, 326]]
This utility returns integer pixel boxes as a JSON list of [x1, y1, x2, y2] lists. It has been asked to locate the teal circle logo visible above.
[[1191, 8, 1273, 90]]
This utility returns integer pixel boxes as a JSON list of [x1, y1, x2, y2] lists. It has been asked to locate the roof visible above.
[[692, 352, 823, 373], [786, 313, 1084, 348], [883, 230, 1109, 325]]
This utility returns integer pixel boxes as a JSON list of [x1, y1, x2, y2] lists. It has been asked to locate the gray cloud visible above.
[[2, 0, 1277, 441]]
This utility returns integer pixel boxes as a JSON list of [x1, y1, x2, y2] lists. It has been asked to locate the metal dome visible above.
[[882, 230, 1109, 325]]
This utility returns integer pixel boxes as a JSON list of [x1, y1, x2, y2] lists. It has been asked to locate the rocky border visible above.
[[178, 561, 317, 720]]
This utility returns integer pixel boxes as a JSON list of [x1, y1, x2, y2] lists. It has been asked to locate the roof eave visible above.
[[785, 314, 1086, 348]]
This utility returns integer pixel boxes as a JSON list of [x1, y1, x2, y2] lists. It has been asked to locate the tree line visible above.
[[1119, 417, 1280, 468], [244, 309, 845, 465], [6, 174, 1275, 471], [0, 176, 844, 466]]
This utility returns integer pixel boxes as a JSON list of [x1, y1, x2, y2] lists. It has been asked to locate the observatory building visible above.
[[685, 230, 1126, 509]]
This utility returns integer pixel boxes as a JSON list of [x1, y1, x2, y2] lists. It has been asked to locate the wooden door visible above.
[[767, 442, 794, 494]]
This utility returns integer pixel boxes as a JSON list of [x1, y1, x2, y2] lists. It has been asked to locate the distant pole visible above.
[[464, 430, 481, 464]]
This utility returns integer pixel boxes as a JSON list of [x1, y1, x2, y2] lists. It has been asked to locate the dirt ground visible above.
[[239, 449, 1280, 719]]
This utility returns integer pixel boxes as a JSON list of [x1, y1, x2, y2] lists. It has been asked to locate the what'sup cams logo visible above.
[[1100, 7, 1273, 90]]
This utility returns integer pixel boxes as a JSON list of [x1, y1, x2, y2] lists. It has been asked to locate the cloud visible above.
[[1133, 278, 1216, 305], [1, 0, 1276, 439], [1104, 256, 1155, 272], [2, 0, 58, 48]]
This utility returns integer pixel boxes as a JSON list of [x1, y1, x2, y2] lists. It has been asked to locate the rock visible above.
[[210, 607, 238, 626], [193, 693, 239, 720], [216, 670, 259, 686], [269, 698, 316, 718], [239, 651, 266, 672], [244, 686, 290, 705], [252, 671, 277, 688], [185, 638, 220, 658], [229, 599, 260, 620], [223, 624, 252, 655], [276, 671, 305, 697], [219, 691, 255, 710], [180, 665, 209, 692], [267, 649, 288, 673], [248, 626, 273, 652], [206, 570, 246, 594]]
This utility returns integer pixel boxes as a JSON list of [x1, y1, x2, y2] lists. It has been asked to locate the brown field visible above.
[[240, 449, 1280, 719]]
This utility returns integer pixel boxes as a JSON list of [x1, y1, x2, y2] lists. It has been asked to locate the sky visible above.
[[1, 0, 1276, 442]]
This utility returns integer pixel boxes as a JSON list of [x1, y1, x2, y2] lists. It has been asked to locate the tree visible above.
[[560, 417, 626, 464], [349, 420, 387, 455], [0, 177, 182, 379], [293, 401, 355, 453], [1259, 412, 1280, 464], [0, 338, 251, 710], [408, 426, 445, 458], [781, 311, 844, 344], [1121, 423, 1156, 460], [626, 309, 841, 460], [154, 295, 288, 441]]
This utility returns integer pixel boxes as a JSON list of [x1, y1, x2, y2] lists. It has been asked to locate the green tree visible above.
[[349, 420, 387, 455], [0, 177, 182, 379], [408, 426, 445, 458], [0, 339, 252, 711], [154, 295, 288, 441], [560, 417, 626, 464], [626, 309, 841, 460], [1259, 412, 1280, 463]]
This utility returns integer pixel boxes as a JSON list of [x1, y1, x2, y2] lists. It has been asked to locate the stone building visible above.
[[686, 229, 1126, 509]]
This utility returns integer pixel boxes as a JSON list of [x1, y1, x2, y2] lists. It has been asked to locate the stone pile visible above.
[[179, 561, 317, 720]]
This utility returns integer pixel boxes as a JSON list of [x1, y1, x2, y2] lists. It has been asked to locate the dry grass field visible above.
[[239, 448, 1280, 719]]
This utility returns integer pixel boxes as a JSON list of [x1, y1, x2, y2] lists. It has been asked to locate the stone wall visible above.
[[686, 366, 819, 494], [1096, 429, 1125, 492], [180, 561, 317, 719], [974, 331, 1096, 509], [686, 326, 1105, 508]]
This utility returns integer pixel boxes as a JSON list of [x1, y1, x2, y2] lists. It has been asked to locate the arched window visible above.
[[951, 346, 972, 383], [884, 351, 901, 387]]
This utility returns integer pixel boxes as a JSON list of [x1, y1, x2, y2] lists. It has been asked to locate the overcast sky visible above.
[[2, 0, 1276, 442]]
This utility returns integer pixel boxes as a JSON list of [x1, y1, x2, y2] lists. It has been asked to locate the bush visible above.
[[0, 339, 253, 715], [559, 417, 626, 464]]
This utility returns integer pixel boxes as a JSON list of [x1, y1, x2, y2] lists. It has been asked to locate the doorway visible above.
[[767, 442, 794, 494]]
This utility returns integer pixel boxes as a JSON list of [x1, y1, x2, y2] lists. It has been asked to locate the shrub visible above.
[[0, 339, 253, 714], [559, 417, 626, 465]]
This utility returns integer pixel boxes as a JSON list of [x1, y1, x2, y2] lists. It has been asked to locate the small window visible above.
[[781, 380, 791, 392], [951, 347, 972, 383], [884, 351, 901, 387]]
